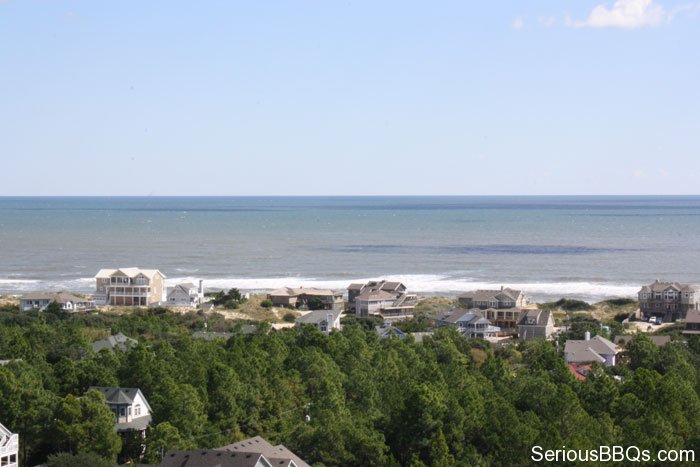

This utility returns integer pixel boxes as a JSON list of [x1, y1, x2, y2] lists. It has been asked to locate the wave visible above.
[[0, 274, 640, 302], [165, 274, 639, 302]]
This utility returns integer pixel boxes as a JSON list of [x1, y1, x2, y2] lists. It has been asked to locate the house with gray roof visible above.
[[167, 280, 204, 307], [295, 309, 342, 334], [348, 280, 417, 318], [517, 309, 555, 340], [0, 421, 18, 467], [436, 308, 501, 338], [89, 386, 152, 432], [159, 435, 310, 467], [683, 309, 700, 336], [614, 334, 672, 347], [92, 332, 138, 353], [638, 280, 700, 322], [19, 291, 95, 312], [267, 287, 344, 310], [375, 323, 407, 339], [564, 333, 621, 367]]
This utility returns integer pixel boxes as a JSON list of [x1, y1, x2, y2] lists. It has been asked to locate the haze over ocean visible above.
[[1, 196, 698, 302]]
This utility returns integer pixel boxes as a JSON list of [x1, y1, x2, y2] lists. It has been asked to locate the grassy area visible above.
[[413, 296, 458, 317]]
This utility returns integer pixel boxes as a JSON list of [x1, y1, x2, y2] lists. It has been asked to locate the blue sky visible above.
[[1, 0, 699, 195]]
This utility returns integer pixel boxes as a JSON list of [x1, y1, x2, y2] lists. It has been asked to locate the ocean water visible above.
[[1, 196, 699, 302]]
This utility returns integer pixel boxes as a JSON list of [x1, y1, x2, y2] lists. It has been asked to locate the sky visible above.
[[1, 0, 699, 196]]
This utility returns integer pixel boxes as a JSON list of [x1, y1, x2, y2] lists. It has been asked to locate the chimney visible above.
[[198, 280, 204, 294], [585, 331, 591, 341], [501, 285, 504, 291]]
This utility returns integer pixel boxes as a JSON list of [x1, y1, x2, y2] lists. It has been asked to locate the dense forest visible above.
[[0, 304, 699, 466]]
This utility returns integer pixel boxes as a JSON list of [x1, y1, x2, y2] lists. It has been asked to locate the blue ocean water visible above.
[[1, 196, 699, 302]]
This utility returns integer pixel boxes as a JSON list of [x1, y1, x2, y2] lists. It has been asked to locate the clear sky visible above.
[[1, 0, 699, 195]]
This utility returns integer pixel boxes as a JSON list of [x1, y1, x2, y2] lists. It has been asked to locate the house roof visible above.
[[95, 268, 166, 279], [192, 331, 233, 340], [268, 287, 340, 297], [375, 324, 407, 339], [159, 450, 271, 467], [219, 435, 310, 467], [639, 280, 698, 294], [356, 289, 397, 301], [685, 310, 700, 324], [295, 309, 342, 325], [568, 363, 592, 381], [89, 386, 152, 413], [459, 288, 523, 302], [565, 347, 606, 364], [21, 291, 91, 303], [348, 280, 407, 293], [517, 309, 552, 326], [437, 308, 485, 324], [565, 335, 619, 359], [116, 414, 152, 432], [92, 332, 138, 352], [0, 421, 16, 439], [614, 335, 671, 347]]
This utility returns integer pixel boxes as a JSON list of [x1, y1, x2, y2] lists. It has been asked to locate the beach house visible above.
[[683, 310, 700, 336], [564, 333, 621, 367], [94, 268, 166, 306], [19, 291, 95, 312], [347, 280, 417, 318], [436, 308, 501, 338], [517, 309, 555, 340], [89, 386, 152, 434], [267, 287, 344, 310], [295, 309, 342, 334], [638, 280, 700, 322], [166, 280, 204, 307], [0, 422, 18, 467], [458, 287, 529, 330]]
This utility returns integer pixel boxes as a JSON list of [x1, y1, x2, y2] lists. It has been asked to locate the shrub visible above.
[[283, 313, 296, 323], [260, 299, 273, 308]]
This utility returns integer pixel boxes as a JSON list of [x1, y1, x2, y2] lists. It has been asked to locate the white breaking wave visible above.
[[166, 274, 639, 302], [0, 274, 639, 302]]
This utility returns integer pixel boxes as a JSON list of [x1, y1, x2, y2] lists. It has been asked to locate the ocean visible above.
[[1, 196, 699, 303]]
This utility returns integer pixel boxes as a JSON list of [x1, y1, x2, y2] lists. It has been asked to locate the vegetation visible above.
[[601, 297, 637, 307], [0, 306, 699, 466], [211, 288, 246, 309], [539, 298, 594, 312], [260, 299, 273, 309]]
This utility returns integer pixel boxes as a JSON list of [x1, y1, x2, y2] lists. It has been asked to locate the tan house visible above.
[[94, 268, 166, 306], [458, 287, 529, 309], [347, 280, 417, 318], [638, 280, 700, 322], [267, 287, 344, 310]]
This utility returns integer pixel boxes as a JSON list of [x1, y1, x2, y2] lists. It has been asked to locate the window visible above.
[[135, 404, 141, 416]]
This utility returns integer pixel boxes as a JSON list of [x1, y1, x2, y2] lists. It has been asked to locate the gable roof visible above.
[[92, 332, 138, 352], [95, 268, 165, 279], [686, 310, 700, 324], [614, 335, 671, 347], [459, 288, 523, 302], [437, 308, 486, 324], [160, 450, 272, 467], [21, 291, 91, 303], [268, 287, 340, 298], [565, 335, 620, 359], [517, 309, 552, 327], [89, 386, 152, 412], [375, 324, 407, 339], [295, 309, 342, 325], [218, 435, 310, 467], [356, 289, 397, 301], [640, 280, 698, 294]]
